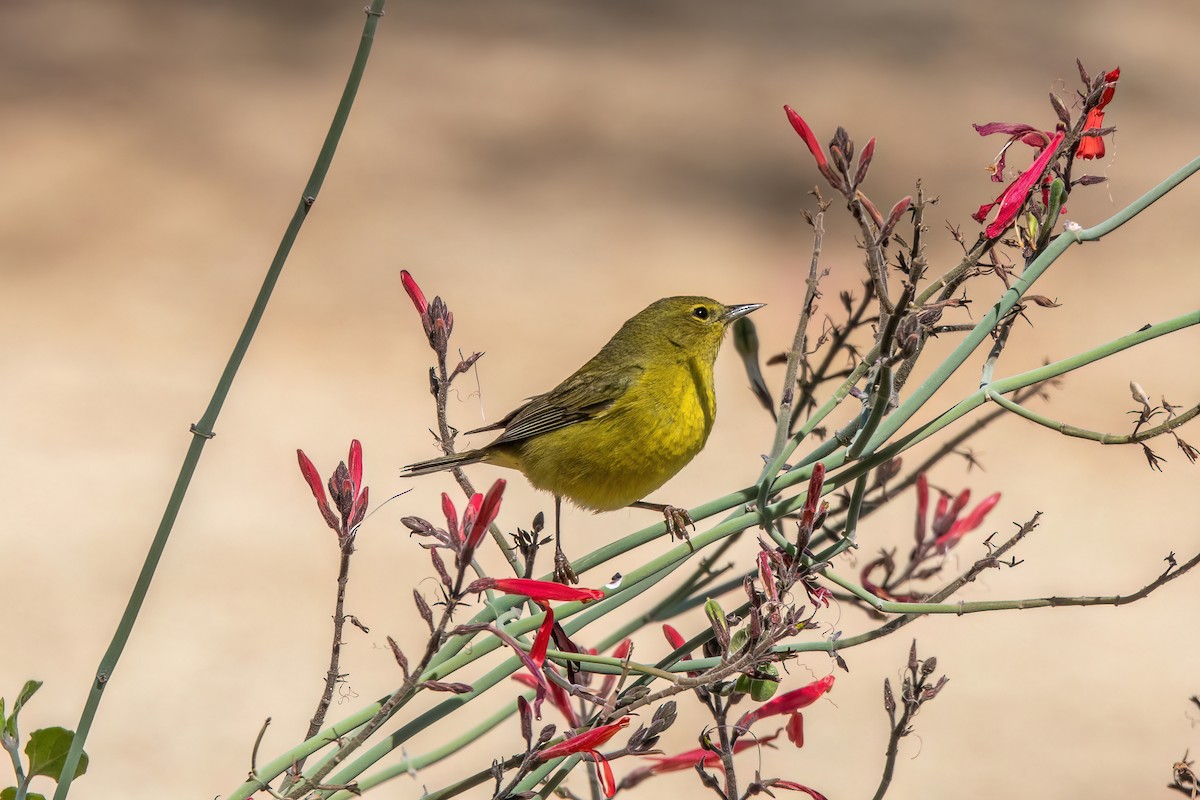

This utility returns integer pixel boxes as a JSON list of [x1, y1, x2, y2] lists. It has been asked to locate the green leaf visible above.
[[2, 791, 46, 800], [25, 727, 88, 780], [3, 680, 43, 739]]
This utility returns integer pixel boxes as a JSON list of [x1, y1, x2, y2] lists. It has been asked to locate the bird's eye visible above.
[[692, 306, 710, 320]]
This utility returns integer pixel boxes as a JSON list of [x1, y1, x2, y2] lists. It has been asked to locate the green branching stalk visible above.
[[51, 5, 388, 799], [987, 392, 1199, 444], [222, 147, 1200, 800], [237, 299, 1198, 796]]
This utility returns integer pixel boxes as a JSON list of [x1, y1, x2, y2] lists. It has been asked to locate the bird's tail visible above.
[[402, 448, 488, 477]]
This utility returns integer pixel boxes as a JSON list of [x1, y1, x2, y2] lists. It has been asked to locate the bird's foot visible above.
[[631, 500, 696, 552], [662, 505, 696, 552], [554, 546, 579, 585]]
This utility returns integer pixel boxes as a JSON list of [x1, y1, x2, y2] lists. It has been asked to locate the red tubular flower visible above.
[[1076, 67, 1120, 160], [972, 131, 1065, 238], [488, 578, 606, 604], [537, 717, 630, 761], [737, 675, 835, 729], [934, 492, 1001, 551]]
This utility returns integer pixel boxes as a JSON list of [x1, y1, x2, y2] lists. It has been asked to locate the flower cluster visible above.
[[970, 61, 1120, 241], [296, 439, 369, 546], [862, 474, 1001, 602]]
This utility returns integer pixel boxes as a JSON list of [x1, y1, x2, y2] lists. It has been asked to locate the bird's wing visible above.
[[467, 363, 643, 447]]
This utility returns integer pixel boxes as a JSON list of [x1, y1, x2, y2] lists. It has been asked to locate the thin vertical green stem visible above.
[[51, 5, 388, 798]]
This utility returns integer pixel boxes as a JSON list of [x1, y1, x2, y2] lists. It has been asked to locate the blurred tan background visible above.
[[3, 1, 1199, 798]]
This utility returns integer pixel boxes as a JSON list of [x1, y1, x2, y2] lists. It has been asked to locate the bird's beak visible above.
[[721, 303, 765, 323]]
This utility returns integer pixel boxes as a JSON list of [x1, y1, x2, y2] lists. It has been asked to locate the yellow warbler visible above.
[[403, 296, 763, 581]]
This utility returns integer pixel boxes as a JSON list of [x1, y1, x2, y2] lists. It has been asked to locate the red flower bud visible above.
[[662, 624, 687, 650], [461, 479, 506, 564], [441, 492, 460, 540], [400, 269, 428, 316]]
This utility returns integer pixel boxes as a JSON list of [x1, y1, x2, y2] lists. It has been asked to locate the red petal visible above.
[[593, 751, 617, 798], [297, 450, 327, 503], [1076, 109, 1107, 159], [297, 449, 338, 531], [1097, 67, 1120, 110], [348, 439, 363, 493], [662, 624, 687, 649], [786, 712, 805, 747]]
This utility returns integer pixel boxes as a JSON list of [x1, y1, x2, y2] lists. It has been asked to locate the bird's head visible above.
[[631, 296, 765, 363]]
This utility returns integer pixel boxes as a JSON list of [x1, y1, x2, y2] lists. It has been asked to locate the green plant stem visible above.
[[842, 473, 869, 544], [322, 698, 521, 800], [987, 392, 1200, 444], [529, 755, 582, 798], [52, 5, 388, 798]]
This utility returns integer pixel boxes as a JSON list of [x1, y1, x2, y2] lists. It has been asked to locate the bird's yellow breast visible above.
[[510, 356, 716, 511]]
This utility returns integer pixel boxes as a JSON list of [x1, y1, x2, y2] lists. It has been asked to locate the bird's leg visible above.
[[553, 495, 579, 585], [631, 500, 696, 552]]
